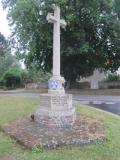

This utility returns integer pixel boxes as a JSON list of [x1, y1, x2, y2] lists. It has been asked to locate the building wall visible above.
[[80, 70, 106, 89]]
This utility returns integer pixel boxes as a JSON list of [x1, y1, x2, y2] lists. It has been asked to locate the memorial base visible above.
[[35, 94, 76, 127]]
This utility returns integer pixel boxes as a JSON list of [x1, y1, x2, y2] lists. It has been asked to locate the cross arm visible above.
[[47, 13, 57, 23], [52, 4, 59, 10], [60, 19, 67, 29]]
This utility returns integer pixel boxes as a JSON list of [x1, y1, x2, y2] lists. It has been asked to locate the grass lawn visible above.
[[0, 96, 120, 160]]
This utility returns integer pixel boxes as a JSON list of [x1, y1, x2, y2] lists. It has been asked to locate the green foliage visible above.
[[32, 146, 42, 154], [1, 0, 120, 82], [3, 73, 21, 88], [0, 32, 7, 56], [2, 67, 28, 88], [0, 78, 4, 86], [27, 63, 51, 83], [105, 73, 120, 82], [0, 32, 21, 80]]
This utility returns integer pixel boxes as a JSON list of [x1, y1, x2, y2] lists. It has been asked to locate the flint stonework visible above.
[[35, 94, 76, 127]]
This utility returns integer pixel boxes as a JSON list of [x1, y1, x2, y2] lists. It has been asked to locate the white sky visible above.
[[0, 1, 10, 38]]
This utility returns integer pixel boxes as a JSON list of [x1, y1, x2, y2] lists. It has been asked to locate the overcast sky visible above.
[[0, 1, 10, 38]]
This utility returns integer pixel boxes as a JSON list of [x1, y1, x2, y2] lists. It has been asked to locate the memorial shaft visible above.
[[35, 5, 76, 127], [53, 6, 60, 77]]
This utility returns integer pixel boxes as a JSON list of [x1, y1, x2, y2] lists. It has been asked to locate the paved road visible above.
[[73, 95, 120, 116], [0, 92, 120, 116]]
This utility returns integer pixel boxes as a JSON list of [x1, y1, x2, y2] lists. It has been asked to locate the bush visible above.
[[105, 73, 120, 82], [3, 72, 21, 88], [2, 67, 28, 88], [0, 78, 4, 86]]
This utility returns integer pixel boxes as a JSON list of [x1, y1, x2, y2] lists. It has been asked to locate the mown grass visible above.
[[0, 96, 120, 160]]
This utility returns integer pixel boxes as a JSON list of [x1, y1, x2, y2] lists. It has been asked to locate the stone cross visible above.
[[47, 4, 67, 77]]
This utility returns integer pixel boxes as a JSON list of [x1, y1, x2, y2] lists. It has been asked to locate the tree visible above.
[[2, 0, 120, 84], [27, 63, 51, 83], [0, 32, 7, 56], [0, 32, 20, 80]]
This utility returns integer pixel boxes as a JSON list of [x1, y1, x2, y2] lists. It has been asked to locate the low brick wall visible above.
[[66, 82, 90, 89], [99, 81, 120, 89], [0, 86, 4, 89], [25, 82, 48, 90]]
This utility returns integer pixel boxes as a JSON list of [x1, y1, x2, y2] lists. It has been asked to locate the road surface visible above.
[[73, 95, 120, 115]]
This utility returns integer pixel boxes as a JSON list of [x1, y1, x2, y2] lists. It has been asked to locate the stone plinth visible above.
[[35, 94, 76, 127]]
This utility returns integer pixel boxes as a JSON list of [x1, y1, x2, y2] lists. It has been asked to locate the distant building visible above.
[[80, 70, 106, 89]]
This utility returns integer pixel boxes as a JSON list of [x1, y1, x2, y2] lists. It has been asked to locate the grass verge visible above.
[[0, 96, 120, 160]]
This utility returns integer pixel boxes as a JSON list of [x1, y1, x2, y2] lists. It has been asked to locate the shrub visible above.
[[105, 73, 120, 82], [0, 78, 4, 86], [2, 67, 28, 88], [3, 72, 21, 88]]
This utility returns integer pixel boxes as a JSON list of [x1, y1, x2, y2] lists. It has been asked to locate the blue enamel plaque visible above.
[[49, 80, 58, 90]]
